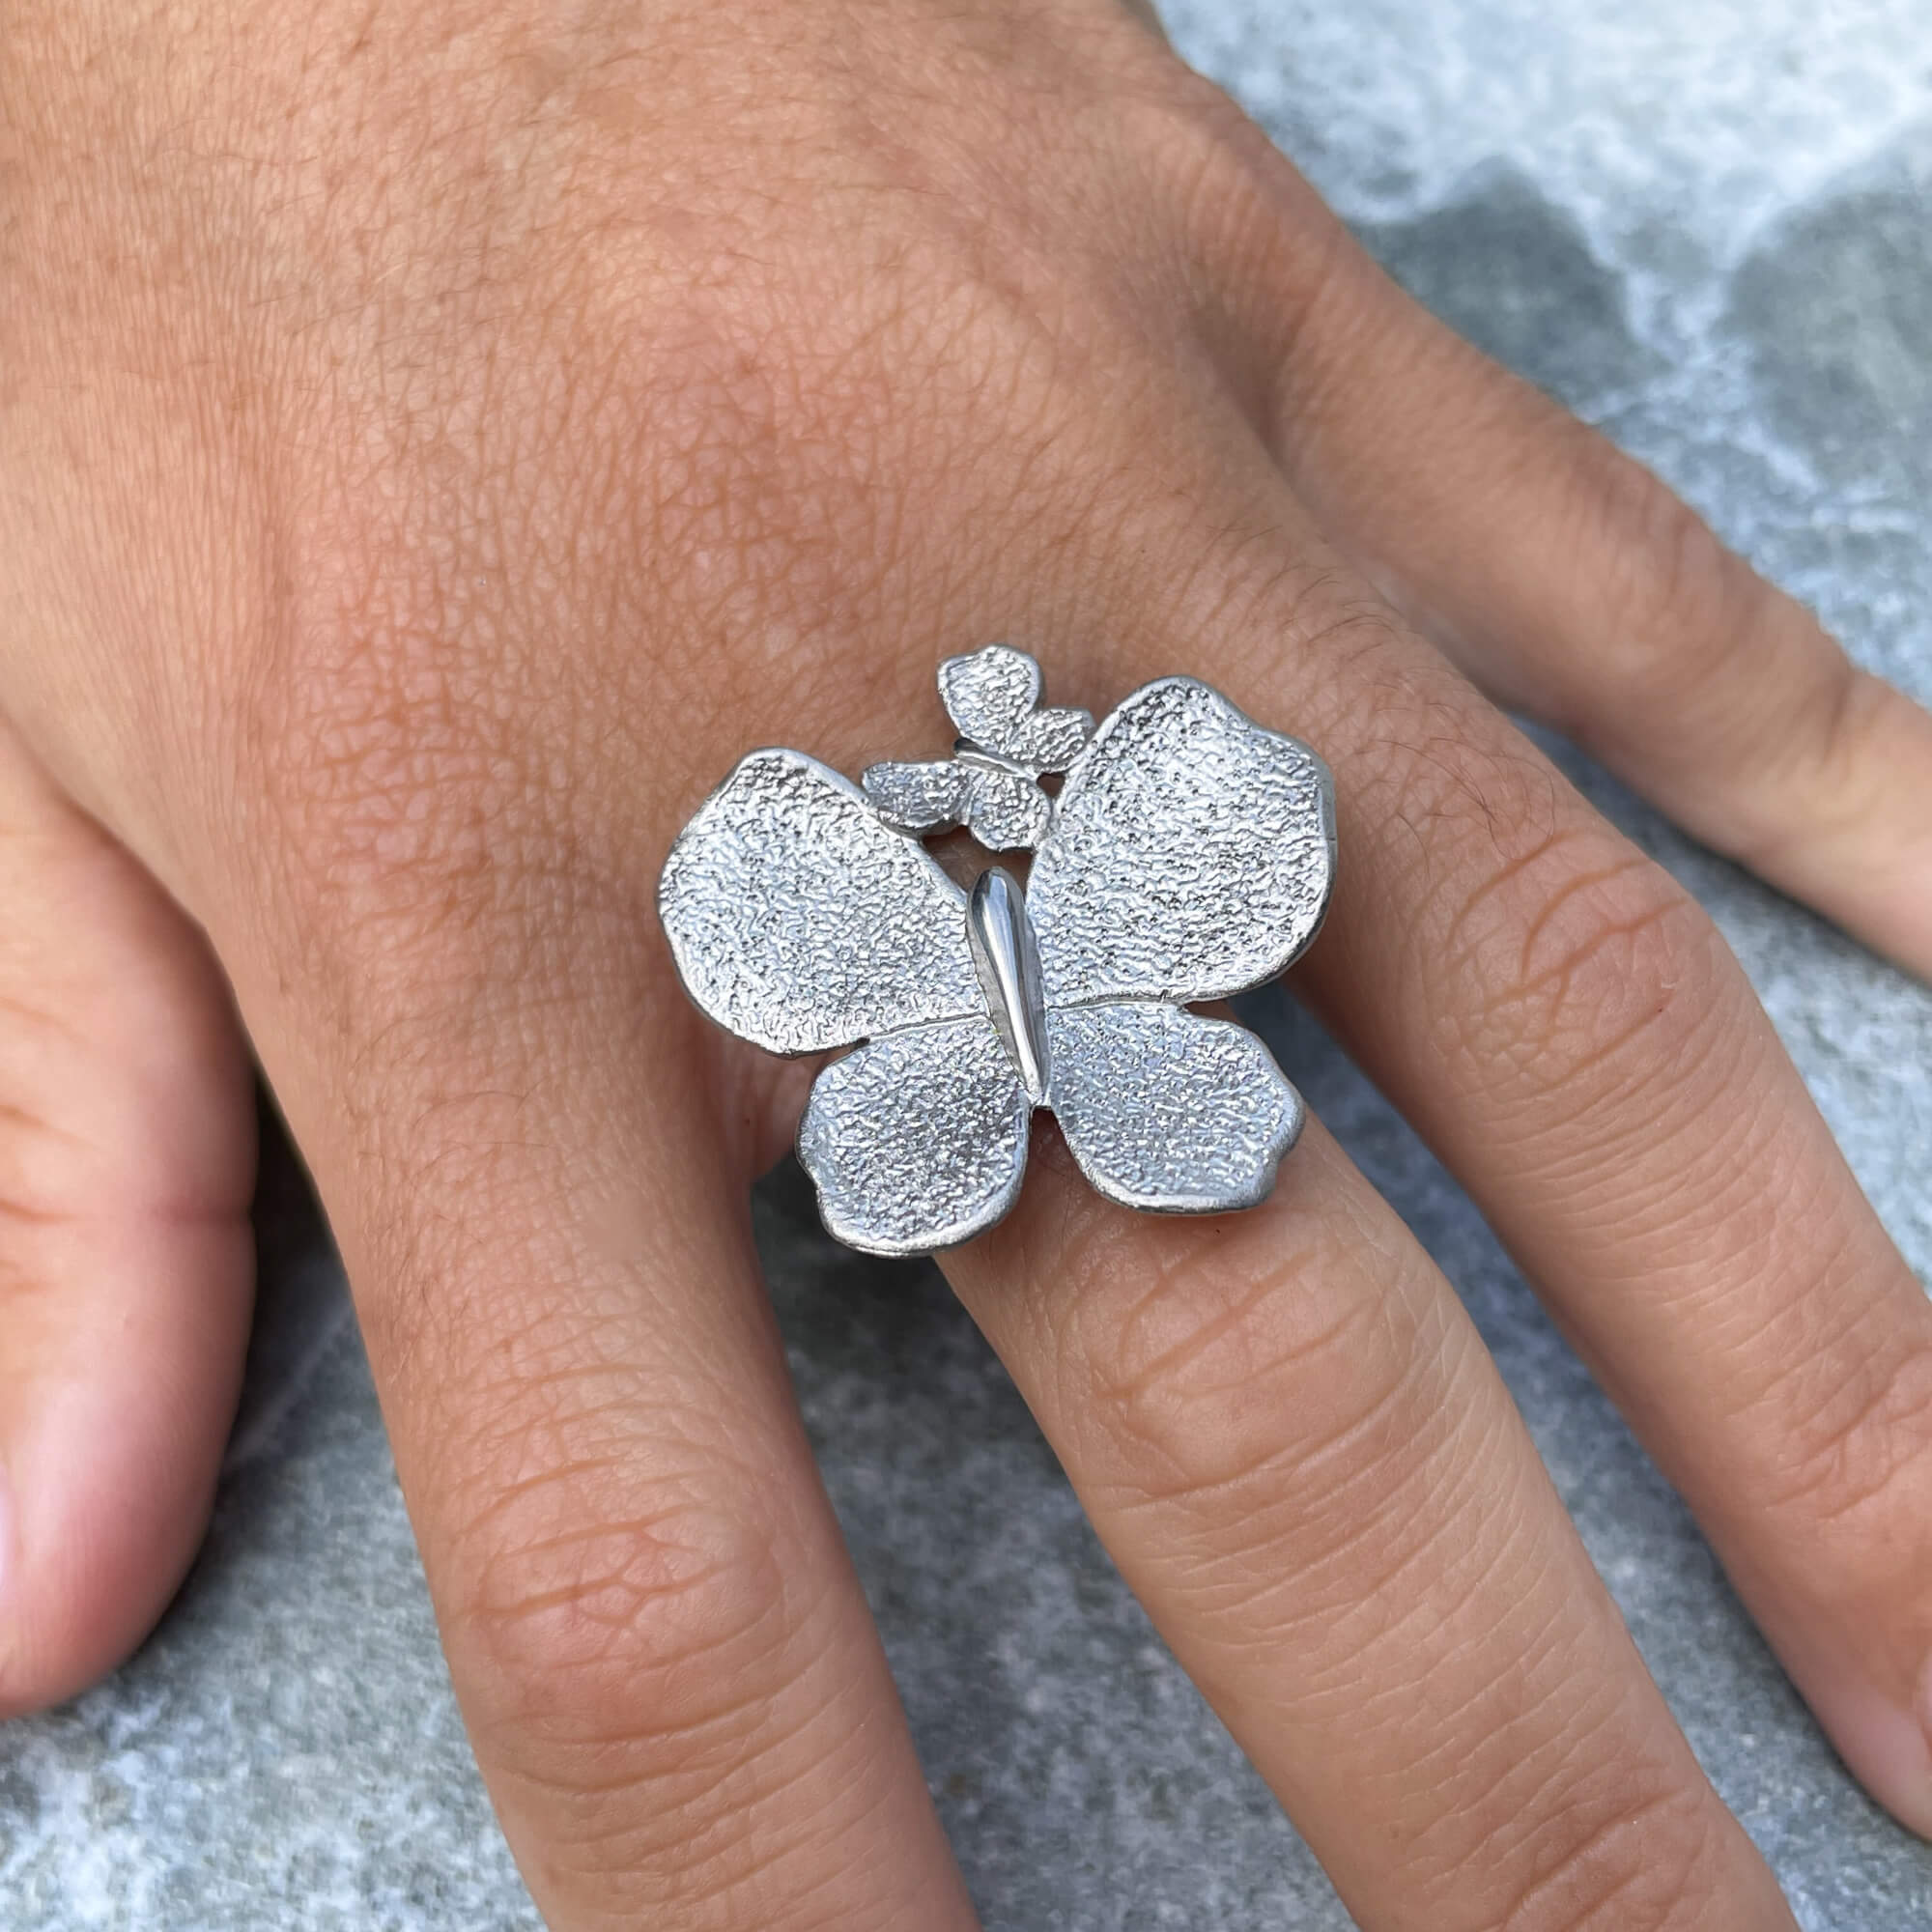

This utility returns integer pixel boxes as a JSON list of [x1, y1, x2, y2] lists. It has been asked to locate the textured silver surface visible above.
[[658, 748, 983, 1055], [1030, 680, 1336, 1009], [938, 644, 1095, 772], [862, 755, 1053, 852], [663, 656, 1336, 1254], [797, 1017, 1031, 1256], [863, 643, 1094, 849], [859, 755, 967, 834], [1047, 1004, 1304, 1211]]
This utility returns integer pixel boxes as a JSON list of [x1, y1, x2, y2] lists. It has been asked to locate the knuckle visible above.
[[1056, 1207, 1462, 1569], [1141, 77, 1363, 387], [1492, 1770, 1731, 1932], [446, 1444, 806, 1778], [1760, 1315, 1932, 1532], [1123, 58, 1311, 249], [1133, 69, 1292, 235], [1730, 656, 1899, 867], [1557, 438, 1886, 816], [1098, 58, 1395, 438], [1561, 438, 1774, 720], [1432, 801, 1735, 1112], [245, 526, 602, 1004]]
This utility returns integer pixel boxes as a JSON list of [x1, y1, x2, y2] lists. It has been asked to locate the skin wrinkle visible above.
[[1041, 1194, 1548, 1683], [1098, 1234, 1364, 1410], [1492, 1787, 1720, 1932], [1067, 1251, 1423, 1504], [1175, 97, 1378, 454], [443, 1351, 780, 1489], [476, 1523, 888, 1808], [686, 1701, 917, 1894], [0, 1198, 85, 1232], [1462, 976, 1747, 1186], [1575, 1128, 1833, 1321], [1480, 1026, 1766, 1211], [1223, 1490, 1705, 1927], [0, 988, 95, 1054], [1439, 885, 1726, 1102], [342, 997, 739, 1383], [1173, 1386, 1521, 1669], [491, 1699, 856, 1908], [515, 1732, 911, 1932], [1372, 1579, 1586, 1782], [1747, 665, 1901, 845], [0, 1102, 96, 1170], [1228, 1384, 1527, 1668], [452, 1445, 777, 1546], [452, 1517, 865, 1886], [1441, 967, 1916, 1487], [1098, 1328, 1436, 1597], [1405, 1679, 1662, 1895], [1752, 1332, 1932, 1528], [433, 1349, 791, 1548], [1505, 851, 1663, 988], [1562, 445, 1773, 721]]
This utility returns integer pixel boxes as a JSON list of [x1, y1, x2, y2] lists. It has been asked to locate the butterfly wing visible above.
[[1027, 678, 1334, 1009], [939, 645, 1094, 774], [1044, 1002, 1301, 1212], [959, 765, 1053, 852], [658, 748, 983, 1054], [1003, 705, 1094, 777], [798, 1016, 1030, 1254], [861, 758, 971, 836]]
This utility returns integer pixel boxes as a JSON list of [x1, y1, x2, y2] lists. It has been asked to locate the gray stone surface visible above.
[[5, 2, 1932, 1927]]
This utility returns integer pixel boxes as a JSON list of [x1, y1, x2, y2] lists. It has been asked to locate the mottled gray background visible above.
[[5, 1, 1932, 1926]]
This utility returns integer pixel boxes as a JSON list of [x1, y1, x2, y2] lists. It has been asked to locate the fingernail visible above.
[[1798, 1659, 1932, 1839], [1883, 1654, 1932, 1839]]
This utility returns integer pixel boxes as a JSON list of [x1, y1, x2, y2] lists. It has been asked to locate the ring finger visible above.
[[1181, 146, 1932, 1832]]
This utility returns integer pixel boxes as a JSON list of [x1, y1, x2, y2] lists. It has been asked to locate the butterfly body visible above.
[[966, 867, 1051, 1106], [658, 652, 1336, 1256]]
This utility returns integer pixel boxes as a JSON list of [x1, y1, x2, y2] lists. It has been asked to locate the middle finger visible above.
[[946, 1117, 1790, 1930]]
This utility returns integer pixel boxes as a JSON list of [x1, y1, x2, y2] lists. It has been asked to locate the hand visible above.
[[4, 3, 1930, 1927]]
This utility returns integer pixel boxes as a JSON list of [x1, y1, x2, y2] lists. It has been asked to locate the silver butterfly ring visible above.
[[657, 646, 1337, 1257]]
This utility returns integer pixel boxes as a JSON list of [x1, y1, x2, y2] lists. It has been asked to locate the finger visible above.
[[0, 713, 256, 1717], [202, 857, 976, 1929], [1293, 685, 1932, 1839], [1236, 160, 1932, 979], [1038, 337, 1932, 1843], [944, 1120, 1796, 1930], [1122, 128, 1932, 1830]]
